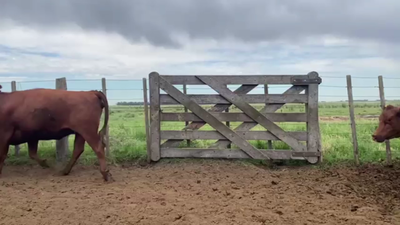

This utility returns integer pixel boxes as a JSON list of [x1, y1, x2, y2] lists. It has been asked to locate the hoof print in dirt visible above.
[[174, 215, 183, 221], [351, 205, 359, 212]]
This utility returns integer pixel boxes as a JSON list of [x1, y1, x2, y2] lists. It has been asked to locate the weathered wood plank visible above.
[[161, 148, 320, 159], [183, 84, 191, 147], [11, 81, 20, 156], [160, 112, 307, 122], [160, 94, 307, 104], [211, 85, 307, 148], [161, 85, 257, 148], [225, 92, 231, 149], [159, 76, 269, 159], [305, 72, 321, 164], [346, 75, 359, 165], [197, 76, 307, 152], [161, 131, 308, 141], [143, 78, 151, 163], [378, 75, 392, 166], [161, 75, 309, 85], [101, 78, 110, 156], [55, 77, 69, 163], [149, 72, 161, 161], [265, 84, 273, 150]]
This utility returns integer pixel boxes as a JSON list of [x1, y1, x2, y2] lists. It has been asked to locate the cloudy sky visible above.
[[0, 0, 399, 103]]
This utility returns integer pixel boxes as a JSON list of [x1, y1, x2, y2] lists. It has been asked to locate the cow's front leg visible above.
[[28, 140, 49, 168]]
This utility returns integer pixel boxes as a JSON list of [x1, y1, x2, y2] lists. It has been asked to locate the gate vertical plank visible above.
[[225, 84, 231, 149], [11, 81, 21, 156], [149, 72, 161, 161], [197, 76, 306, 152], [305, 72, 321, 164], [55, 77, 69, 163], [225, 106, 231, 149], [211, 85, 307, 148], [161, 85, 257, 148], [143, 78, 151, 163], [378, 75, 392, 166], [159, 76, 269, 159], [264, 84, 273, 150], [183, 84, 191, 147]]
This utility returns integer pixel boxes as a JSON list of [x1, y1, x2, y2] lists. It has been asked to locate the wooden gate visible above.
[[148, 71, 322, 163]]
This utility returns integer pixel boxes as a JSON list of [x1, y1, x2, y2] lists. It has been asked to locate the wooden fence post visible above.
[[378, 75, 392, 166], [183, 84, 191, 147], [11, 81, 21, 156], [101, 78, 110, 156], [346, 75, 360, 165], [143, 78, 151, 163], [264, 84, 273, 150], [55, 78, 69, 162]]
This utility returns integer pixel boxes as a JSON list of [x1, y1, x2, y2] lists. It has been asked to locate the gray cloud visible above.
[[1, 0, 399, 47]]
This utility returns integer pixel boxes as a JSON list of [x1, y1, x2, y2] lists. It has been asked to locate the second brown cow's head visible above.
[[372, 105, 400, 142]]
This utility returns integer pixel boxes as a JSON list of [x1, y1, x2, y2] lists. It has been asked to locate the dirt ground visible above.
[[1, 160, 400, 225]]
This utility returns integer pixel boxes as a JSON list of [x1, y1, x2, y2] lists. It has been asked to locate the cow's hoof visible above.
[[102, 171, 114, 183], [58, 169, 70, 176], [39, 159, 50, 168]]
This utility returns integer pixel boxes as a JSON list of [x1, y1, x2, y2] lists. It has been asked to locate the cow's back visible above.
[[1, 89, 102, 133]]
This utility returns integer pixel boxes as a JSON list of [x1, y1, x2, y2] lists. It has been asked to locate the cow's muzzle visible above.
[[372, 134, 385, 143]]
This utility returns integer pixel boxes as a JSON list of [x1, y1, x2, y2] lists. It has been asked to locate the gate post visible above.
[[149, 72, 161, 161], [305, 71, 321, 164]]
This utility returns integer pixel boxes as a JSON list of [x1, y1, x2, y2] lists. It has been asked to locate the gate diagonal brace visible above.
[[161, 84, 257, 148], [210, 85, 307, 149], [196, 76, 307, 152], [158, 76, 270, 160]]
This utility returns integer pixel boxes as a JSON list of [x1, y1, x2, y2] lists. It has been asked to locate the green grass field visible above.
[[5, 100, 400, 166]]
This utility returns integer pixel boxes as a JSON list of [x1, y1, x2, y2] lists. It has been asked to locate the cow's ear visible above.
[[385, 105, 395, 110]]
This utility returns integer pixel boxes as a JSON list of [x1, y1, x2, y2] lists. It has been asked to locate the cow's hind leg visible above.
[[0, 143, 10, 177], [0, 131, 12, 177], [80, 131, 112, 182], [28, 140, 49, 168], [61, 133, 85, 176]]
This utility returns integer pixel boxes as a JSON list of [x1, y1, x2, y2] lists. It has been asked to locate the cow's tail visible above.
[[94, 91, 109, 146]]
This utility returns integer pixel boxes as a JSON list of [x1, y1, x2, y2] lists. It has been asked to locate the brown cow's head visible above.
[[372, 105, 400, 142]]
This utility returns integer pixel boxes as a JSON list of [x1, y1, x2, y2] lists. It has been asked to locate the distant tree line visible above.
[[116, 101, 148, 106]]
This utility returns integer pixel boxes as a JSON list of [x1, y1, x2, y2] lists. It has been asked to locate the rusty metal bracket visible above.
[[291, 77, 322, 85]]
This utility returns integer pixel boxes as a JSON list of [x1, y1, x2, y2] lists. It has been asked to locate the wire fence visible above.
[[0, 74, 399, 164]]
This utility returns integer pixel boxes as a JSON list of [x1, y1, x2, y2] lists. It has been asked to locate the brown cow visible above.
[[372, 105, 400, 143], [0, 85, 112, 182]]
